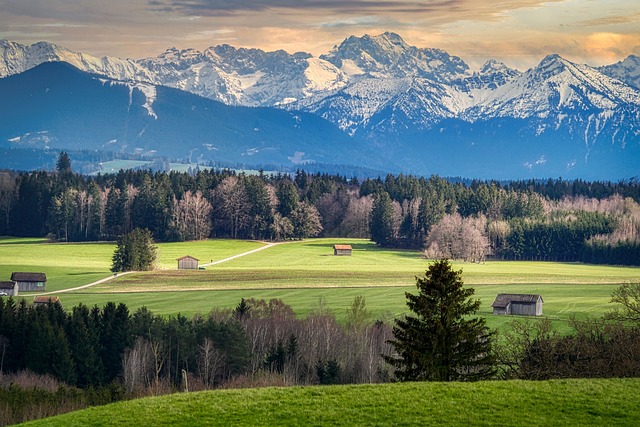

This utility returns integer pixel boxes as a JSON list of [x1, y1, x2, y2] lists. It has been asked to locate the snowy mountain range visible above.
[[0, 62, 375, 172], [1, 33, 639, 179]]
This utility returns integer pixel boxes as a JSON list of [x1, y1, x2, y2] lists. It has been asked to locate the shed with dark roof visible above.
[[0, 281, 18, 297], [11, 272, 46, 292], [492, 294, 543, 316]]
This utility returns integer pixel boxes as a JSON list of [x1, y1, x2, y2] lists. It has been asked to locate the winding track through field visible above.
[[38, 241, 280, 295]]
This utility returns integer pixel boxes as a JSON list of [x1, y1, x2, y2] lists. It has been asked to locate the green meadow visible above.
[[20, 378, 640, 427], [1, 237, 639, 329]]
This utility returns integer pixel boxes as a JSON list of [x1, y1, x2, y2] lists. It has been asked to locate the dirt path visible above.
[[36, 271, 136, 295], [37, 241, 281, 295], [199, 241, 278, 267]]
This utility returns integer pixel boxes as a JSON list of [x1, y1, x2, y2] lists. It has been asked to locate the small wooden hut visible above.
[[0, 281, 18, 297], [333, 245, 353, 256], [491, 294, 543, 316], [33, 296, 60, 306], [11, 272, 46, 292], [177, 255, 199, 270]]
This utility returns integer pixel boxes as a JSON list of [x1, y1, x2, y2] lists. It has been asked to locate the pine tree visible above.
[[56, 151, 72, 176], [111, 228, 157, 272], [385, 259, 495, 381], [68, 304, 102, 387], [369, 191, 395, 246]]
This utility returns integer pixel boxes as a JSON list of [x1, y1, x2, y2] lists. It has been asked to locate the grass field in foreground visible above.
[[21, 378, 640, 427]]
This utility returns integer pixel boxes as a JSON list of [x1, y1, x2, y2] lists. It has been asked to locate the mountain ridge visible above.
[[1, 33, 639, 179]]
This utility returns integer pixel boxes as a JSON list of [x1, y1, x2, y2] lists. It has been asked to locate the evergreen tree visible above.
[[99, 302, 131, 382], [51, 326, 76, 385], [276, 180, 299, 218], [385, 259, 495, 381], [111, 228, 157, 272], [56, 151, 72, 176], [369, 191, 395, 246], [68, 304, 103, 387]]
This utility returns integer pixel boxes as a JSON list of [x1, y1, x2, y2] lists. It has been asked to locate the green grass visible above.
[[0, 239, 266, 291], [0, 241, 115, 291], [20, 378, 640, 426], [53, 283, 618, 331], [1, 237, 638, 331]]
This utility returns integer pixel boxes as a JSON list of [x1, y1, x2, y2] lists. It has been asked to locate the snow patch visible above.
[[288, 151, 314, 165], [136, 84, 158, 119], [340, 59, 365, 76]]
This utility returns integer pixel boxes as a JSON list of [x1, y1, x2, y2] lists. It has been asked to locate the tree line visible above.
[[0, 295, 393, 395], [0, 153, 638, 265]]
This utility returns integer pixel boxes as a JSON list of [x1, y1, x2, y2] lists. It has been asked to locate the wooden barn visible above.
[[33, 296, 60, 306], [0, 281, 18, 297], [11, 272, 46, 292], [177, 255, 199, 270], [492, 294, 543, 316], [333, 245, 353, 256]]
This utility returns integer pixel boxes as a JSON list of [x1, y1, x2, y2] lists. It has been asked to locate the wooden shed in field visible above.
[[0, 281, 18, 297], [177, 255, 199, 270], [11, 272, 46, 292], [333, 245, 353, 256], [492, 294, 543, 316], [33, 296, 60, 306]]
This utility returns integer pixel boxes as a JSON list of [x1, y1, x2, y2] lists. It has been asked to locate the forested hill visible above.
[[1, 165, 639, 265]]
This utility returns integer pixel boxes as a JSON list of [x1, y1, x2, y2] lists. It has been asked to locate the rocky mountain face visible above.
[[1, 33, 639, 179], [599, 55, 640, 90]]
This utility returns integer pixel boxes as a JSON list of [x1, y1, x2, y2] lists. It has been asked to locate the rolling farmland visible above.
[[1, 237, 638, 327]]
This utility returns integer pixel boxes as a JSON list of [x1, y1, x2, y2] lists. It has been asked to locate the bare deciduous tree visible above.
[[171, 190, 213, 240], [123, 337, 153, 394], [213, 177, 250, 238], [197, 338, 225, 388], [335, 194, 373, 238], [424, 213, 489, 262]]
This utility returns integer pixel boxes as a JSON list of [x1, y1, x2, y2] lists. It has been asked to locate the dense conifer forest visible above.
[[1, 158, 638, 265]]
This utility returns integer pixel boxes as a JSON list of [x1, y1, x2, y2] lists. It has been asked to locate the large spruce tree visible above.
[[111, 228, 157, 272], [385, 259, 495, 381]]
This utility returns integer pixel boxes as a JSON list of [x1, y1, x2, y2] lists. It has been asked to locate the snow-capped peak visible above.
[[320, 32, 470, 81], [599, 54, 640, 90], [480, 59, 512, 74], [0, 39, 155, 83]]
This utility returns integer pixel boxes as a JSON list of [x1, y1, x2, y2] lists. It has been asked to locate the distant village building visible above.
[[492, 294, 543, 316], [177, 255, 199, 270], [33, 296, 60, 306], [0, 281, 18, 297], [333, 245, 353, 256], [11, 272, 47, 292]]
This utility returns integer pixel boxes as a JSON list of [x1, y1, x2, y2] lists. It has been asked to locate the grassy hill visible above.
[[20, 379, 640, 426]]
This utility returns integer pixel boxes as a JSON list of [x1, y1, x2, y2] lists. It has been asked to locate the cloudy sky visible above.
[[1, 0, 639, 70]]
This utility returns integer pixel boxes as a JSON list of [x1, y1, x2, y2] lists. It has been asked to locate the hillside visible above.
[[21, 379, 640, 426], [0, 62, 381, 171]]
